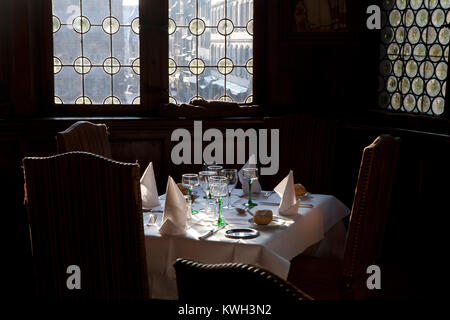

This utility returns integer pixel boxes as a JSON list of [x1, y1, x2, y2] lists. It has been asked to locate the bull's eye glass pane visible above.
[[169, 0, 254, 104], [379, 0, 449, 116], [52, 0, 140, 105]]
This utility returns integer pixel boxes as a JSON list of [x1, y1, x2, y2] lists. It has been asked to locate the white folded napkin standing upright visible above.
[[159, 176, 187, 236], [274, 170, 301, 216], [238, 154, 262, 195], [140, 162, 160, 209]]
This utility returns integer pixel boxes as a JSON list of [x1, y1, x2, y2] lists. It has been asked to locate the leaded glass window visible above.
[[169, 0, 254, 104], [379, 0, 450, 116], [52, 0, 140, 105]]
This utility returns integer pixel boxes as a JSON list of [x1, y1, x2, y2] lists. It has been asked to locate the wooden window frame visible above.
[[37, 0, 265, 117]]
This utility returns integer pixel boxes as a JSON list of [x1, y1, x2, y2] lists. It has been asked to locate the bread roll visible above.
[[253, 209, 273, 225], [294, 183, 307, 196]]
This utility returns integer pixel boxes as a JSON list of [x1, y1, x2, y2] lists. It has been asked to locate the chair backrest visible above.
[[174, 258, 313, 303], [342, 135, 401, 299], [56, 121, 112, 158], [23, 152, 148, 300]]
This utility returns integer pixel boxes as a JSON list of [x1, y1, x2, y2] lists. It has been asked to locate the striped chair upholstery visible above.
[[23, 152, 148, 300], [56, 121, 112, 158]]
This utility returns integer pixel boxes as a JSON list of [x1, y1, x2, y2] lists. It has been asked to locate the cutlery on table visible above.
[[198, 224, 227, 240], [264, 191, 275, 198], [259, 201, 314, 208]]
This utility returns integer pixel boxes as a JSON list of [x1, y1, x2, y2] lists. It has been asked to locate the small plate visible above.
[[225, 228, 259, 239], [248, 218, 286, 228]]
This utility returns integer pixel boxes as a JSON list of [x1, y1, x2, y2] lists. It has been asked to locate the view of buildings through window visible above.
[[169, 0, 254, 104], [52, 0, 140, 105], [379, 0, 450, 116]]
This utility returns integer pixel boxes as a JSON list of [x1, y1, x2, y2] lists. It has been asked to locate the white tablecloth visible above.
[[143, 189, 350, 300]]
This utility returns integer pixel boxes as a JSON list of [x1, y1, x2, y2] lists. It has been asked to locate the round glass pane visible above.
[[73, 16, 91, 34], [104, 96, 121, 104], [404, 9, 415, 27], [391, 92, 401, 110], [432, 97, 445, 115], [75, 96, 92, 104], [416, 9, 429, 27], [400, 78, 410, 94], [217, 19, 234, 36], [387, 43, 400, 59], [419, 61, 435, 78], [425, 0, 438, 9], [217, 58, 234, 75], [132, 97, 141, 104], [245, 95, 253, 104], [412, 77, 424, 95], [442, 0, 450, 9], [132, 58, 140, 75], [413, 43, 427, 61], [380, 60, 392, 75], [189, 18, 206, 36], [429, 44, 443, 62], [74, 57, 92, 74], [439, 28, 450, 45], [245, 58, 253, 75], [169, 96, 177, 104], [418, 96, 431, 113], [436, 62, 448, 80], [432, 9, 445, 27], [422, 26, 437, 44], [54, 96, 63, 104], [411, 0, 423, 10], [54, 57, 62, 74], [387, 76, 398, 92], [395, 27, 405, 43], [189, 58, 205, 75], [406, 60, 418, 77], [102, 16, 120, 34], [426, 79, 441, 96], [246, 19, 254, 35], [382, 27, 394, 43], [402, 43, 412, 59], [53, 16, 61, 33], [393, 60, 403, 77], [103, 57, 121, 75], [408, 26, 421, 44], [169, 18, 176, 35], [190, 96, 203, 104], [131, 17, 140, 34], [219, 95, 233, 102], [403, 94, 416, 112], [389, 10, 401, 27], [396, 0, 407, 10], [169, 58, 177, 75]]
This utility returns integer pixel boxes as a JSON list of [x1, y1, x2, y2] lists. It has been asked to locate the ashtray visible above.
[[225, 228, 259, 239]]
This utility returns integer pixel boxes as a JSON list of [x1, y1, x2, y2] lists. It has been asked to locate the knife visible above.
[[198, 224, 226, 240], [259, 201, 314, 208]]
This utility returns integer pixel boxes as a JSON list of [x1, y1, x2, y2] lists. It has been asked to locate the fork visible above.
[[264, 191, 274, 198]]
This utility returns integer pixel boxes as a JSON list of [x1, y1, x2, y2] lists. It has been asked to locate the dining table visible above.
[[143, 188, 350, 300]]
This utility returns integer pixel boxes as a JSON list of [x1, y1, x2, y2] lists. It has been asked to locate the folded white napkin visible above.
[[159, 176, 187, 236], [140, 162, 160, 209], [238, 154, 262, 194], [274, 170, 301, 216]]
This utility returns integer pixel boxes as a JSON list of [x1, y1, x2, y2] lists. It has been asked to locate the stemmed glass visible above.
[[198, 171, 216, 213], [207, 165, 223, 175], [209, 177, 229, 227], [242, 168, 258, 207], [181, 173, 200, 214], [220, 169, 238, 209]]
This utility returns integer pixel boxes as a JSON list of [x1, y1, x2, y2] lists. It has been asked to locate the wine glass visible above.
[[198, 171, 216, 213], [181, 173, 200, 214], [220, 169, 238, 209], [209, 180, 229, 227], [242, 168, 258, 207], [207, 165, 223, 175]]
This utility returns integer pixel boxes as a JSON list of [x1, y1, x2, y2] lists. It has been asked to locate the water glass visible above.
[[243, 168, 258, 207], [220, 169, 238, 209], [210, 180, 228, 227], [181, 173, 200, 214]]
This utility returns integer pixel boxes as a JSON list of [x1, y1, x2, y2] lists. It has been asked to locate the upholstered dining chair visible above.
[[174, 258, 313, 304], [56, 121, 112, 158], [22, 152, 148, 300], [287, 134, 401, 300]]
